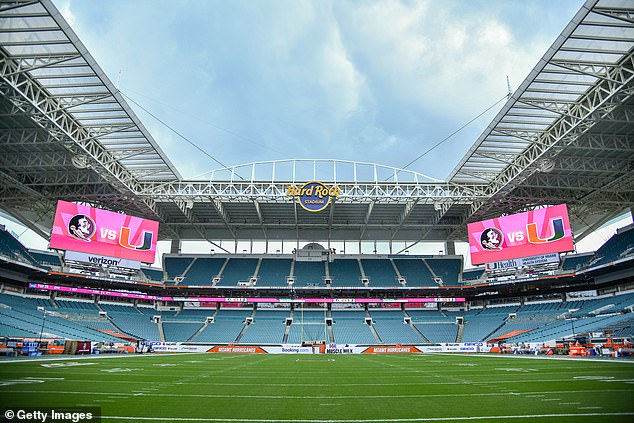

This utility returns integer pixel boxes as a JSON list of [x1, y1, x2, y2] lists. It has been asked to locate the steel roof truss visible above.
[[487, 52, 634, 198]]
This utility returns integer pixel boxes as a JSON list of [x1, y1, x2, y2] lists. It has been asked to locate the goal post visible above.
[[299, 301, 328, 345]]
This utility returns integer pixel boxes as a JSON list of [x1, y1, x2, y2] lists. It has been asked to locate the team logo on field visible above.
[[286, 181, 340, 213]]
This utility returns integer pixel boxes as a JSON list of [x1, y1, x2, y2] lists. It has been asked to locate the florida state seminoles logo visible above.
[[480, 228, 503, 251], [68, 214, 96, 242]]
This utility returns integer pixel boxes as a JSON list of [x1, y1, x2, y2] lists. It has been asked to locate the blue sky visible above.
[[53, 0, 586, 180]]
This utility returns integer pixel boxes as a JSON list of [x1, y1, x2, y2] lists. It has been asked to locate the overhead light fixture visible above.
[[538, 158, 555, 173], [71, 154, 90, 169]]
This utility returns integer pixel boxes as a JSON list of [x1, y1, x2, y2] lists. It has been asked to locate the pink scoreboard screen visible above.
[[467, 204, 574, 266], [49, 200, 159, 263]]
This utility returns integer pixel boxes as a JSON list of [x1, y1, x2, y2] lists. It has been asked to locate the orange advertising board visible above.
[[361, 345, 422, 354]]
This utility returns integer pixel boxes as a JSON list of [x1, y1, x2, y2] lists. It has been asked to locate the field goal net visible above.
[[298, 303, 328, 345]]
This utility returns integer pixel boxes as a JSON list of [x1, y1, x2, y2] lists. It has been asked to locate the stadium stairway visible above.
[[409, 321, 430, 343], [234, 309, 257, 342], [282, 308, 293, 343], [157, 320, 165, 342], [176, 259, 197, 286], [253, 258, 263, 284], [235, 325, 248, 343], [422, 259, 440, 286], [188, 320, 211, 342], [106, 312, 159, 341], [289, 260, 296, 280], [163, 321, 206, 342], [456, 321, 464, 342], [482, 317, 511, 342], [104, 315, 138, 340], [211, 259, 230, 287], [403, 310, 431, 343], [187, 309, 218, 342], [130, 306, 143, 315], [364, 311, 381, 343], [358, 259, 367, 285], [391, 259, 404, 286], [327, 322, 334, 343], [282, 322, 290, 343], [327, 308, 334, 342]]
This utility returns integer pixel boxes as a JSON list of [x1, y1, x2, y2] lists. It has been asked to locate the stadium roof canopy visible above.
[[0, 0, 633, 246]]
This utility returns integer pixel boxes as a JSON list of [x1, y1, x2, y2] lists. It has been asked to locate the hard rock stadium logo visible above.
[[286, 181, 340, 213]]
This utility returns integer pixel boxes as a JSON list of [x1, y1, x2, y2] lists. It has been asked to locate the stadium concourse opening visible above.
[[1, 0, 634, 420]]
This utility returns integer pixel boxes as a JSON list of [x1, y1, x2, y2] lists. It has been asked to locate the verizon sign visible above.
[[64, 250, 141, 270]]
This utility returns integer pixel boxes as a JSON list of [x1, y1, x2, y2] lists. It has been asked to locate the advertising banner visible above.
[[416, 343, 491, 353], [30, 283, 465, 306], [468, 204, 574, 265], [50, 200, 159, 263], [29, 283, 169, 301], [279, 345, 314, 354], [325, 344, 356, 354], [126, 342, 492, 354], [485, 253, 560, 271], [64, 250, 141, 270], [148, 342, 181, 353], [208, 345, 267, 354], [361, 345, 422, 354]]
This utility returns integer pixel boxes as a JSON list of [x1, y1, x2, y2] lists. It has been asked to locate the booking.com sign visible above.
[[286, 181, 340, 212]]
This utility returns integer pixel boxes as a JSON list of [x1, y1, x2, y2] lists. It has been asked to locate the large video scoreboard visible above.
[[467, 204, 574, 266], [49, 200, 159, 264]]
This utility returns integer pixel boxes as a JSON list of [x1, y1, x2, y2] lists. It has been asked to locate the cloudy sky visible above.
[[11, 0, 632, 265], [52, 0, 586, 181]]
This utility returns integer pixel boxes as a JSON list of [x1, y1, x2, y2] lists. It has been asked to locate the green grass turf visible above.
[[1, 353, 634, 422]]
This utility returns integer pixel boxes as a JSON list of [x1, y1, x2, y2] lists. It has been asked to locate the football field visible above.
[[1, 353, 634, 422]]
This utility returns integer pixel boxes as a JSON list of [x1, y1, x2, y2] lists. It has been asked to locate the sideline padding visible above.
[[147, 342, 490, 354]]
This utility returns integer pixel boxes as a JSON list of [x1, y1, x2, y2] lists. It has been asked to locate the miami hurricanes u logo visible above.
[[527, 217, 565, 244], [119, 227, 154, 251]]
